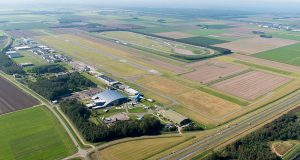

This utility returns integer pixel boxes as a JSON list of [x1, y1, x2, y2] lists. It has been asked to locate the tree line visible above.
[[28, 72, 96, 100], [0, 53, 25, 75], [60, 100, 163, 142], [29, 64, 67, 74], [205, 108, 300, 160]]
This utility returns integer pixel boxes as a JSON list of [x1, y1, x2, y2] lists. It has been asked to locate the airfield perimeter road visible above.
[[160, 91, 300, 160]]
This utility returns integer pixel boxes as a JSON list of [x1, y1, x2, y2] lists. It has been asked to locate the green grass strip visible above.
[[206, 69, 253, 86], [198, 87, 250, 106], [234, 60, 293, 75]]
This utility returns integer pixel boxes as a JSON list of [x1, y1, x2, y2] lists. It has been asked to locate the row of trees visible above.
[[0, 53, 25, 75], [29, 64, 67, 74], [206, 108, 300, 160], [28, 72, 96, 100], [60, 100, 163, 142]]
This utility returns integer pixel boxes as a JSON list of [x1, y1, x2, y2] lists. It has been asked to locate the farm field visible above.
[[6, 29, 44, 38], [178, 36, 229, 46], [229, 54, 300, 75], [0, 106, 76, 160], [214, 37, 298, 55], [133, 26, 181, 34], [99, 136, 193, 160], [183, 28, 226, 37], [154, 31, 195, 39], [212, 71, 290, 100], [182, 60, 247, 84], [254, 43, 300, 66], [0, 22, 49, 30], [0, 76, 39, 115], [139, 76, 241, 122], [268, 31, 300, 41]]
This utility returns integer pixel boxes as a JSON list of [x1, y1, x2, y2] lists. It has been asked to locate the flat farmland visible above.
[[178, 36, 229, 46], [0, 76, 39, 115], [254, 43, 300, 66], [268, 30, 300, 41], [183, 60, 247, 84], [142, 76, 191, 95], [229, 54, 300, 75], [139, 76, 241, 122], [99, 136, 191, 160], [174, 90, 241, 118], [0, 106, 76, 160], [155, 31, 196, 39], [183, 29, 225, 37], [212, 71, 291, 100], [214, 37, 298, 55], [6, 30, 44, 38]]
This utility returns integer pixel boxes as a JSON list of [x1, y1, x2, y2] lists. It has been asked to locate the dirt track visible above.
[[0, 76, 39, 115]]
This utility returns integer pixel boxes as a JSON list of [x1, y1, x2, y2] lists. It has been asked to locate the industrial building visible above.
[[14, 46, 31, 50], [158, 109, 191, 126], [88, 90, 128, 109], [97, 75, 119, 86], [6, 52, 22, 58]]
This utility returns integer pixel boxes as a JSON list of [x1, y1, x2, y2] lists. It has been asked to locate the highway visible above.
[[160, 91, 300, 160]]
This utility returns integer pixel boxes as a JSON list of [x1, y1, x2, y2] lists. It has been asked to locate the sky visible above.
[[0, 0, 300, 12]]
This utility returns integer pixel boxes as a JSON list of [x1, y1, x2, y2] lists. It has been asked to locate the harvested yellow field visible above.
[[170, 105, 218, 126], [175, 90, 241, 118], [99, 136, 191, 160], [143, 77, 191, 95]]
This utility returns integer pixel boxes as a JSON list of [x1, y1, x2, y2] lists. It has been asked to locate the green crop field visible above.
[[133, 26, 179, 34], [0, 106, 76, 160], [254, 43, 300, 66], [178, 36, 229, 46], [204, 24, 234, 29], [184, 29, 225, 37], [268, 31, 300, 41]]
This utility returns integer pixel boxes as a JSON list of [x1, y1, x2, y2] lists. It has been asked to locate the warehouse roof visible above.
[[159, 109, 190, 126]]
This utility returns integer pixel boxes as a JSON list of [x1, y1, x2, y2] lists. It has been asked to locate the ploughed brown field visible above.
[[212, 71, 290, 100], [0, 76, 39, 115], [183, 60, 247, 84], [214, 37, 298, 54]]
